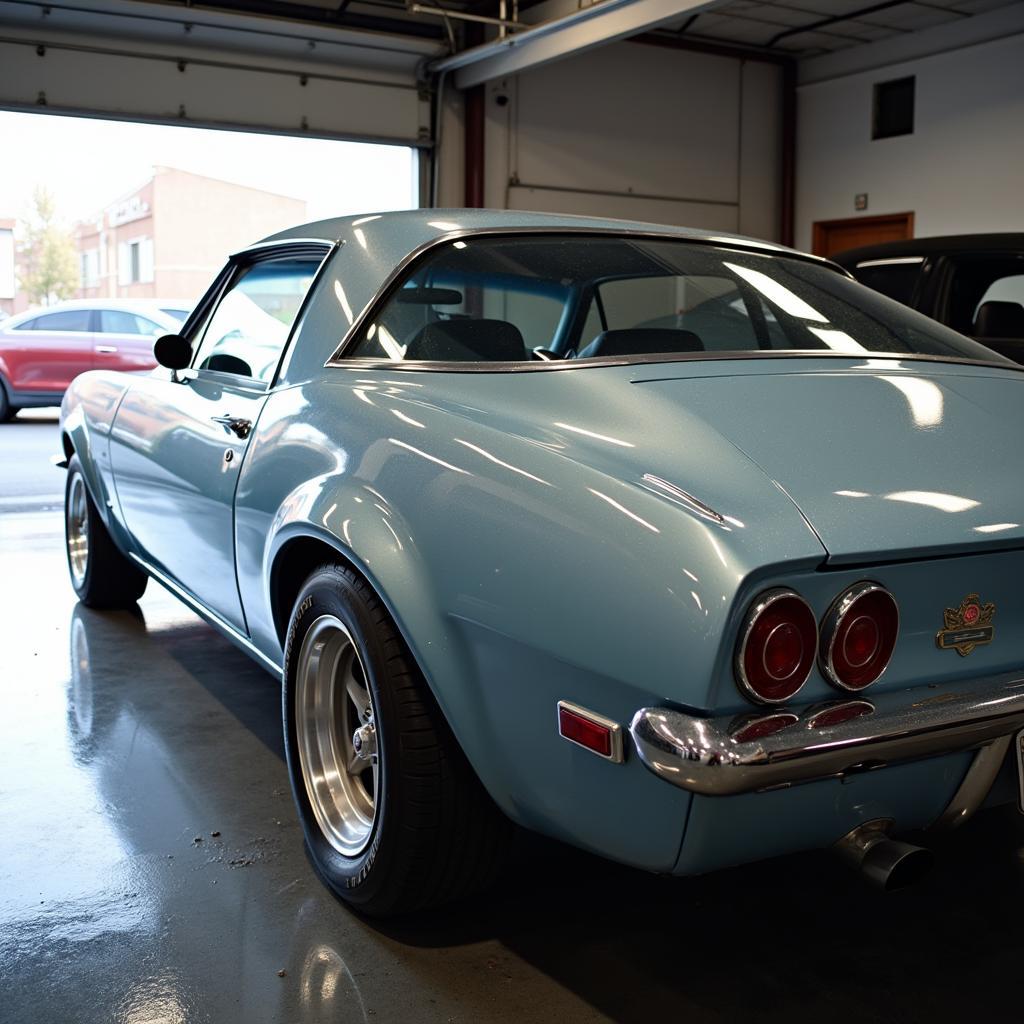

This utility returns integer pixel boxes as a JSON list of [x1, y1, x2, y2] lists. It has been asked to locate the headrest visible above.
[[405, 318, 526, 362], [577, 328, 704, 360], [974, 301, 1024, 340]]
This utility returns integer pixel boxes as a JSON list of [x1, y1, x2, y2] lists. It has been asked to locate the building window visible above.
[[117, 237, 154, 286], [80, 248, 100, 287], [873, 76, 914, 140]]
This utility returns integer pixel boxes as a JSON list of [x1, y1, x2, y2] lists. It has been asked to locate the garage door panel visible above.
[[0, 31, 429, 145]]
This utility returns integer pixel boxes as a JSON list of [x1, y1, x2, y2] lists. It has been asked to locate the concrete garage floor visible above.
[[4, 414, 1024, 1024]]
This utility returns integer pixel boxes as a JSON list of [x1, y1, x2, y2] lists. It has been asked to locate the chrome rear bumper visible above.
[[630, 673, 1024, 796]]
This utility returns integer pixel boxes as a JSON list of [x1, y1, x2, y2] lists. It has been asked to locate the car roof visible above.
[[833, 232, 1024, 267], [254, 207, 827, 266], [2, 299, 180, 328]]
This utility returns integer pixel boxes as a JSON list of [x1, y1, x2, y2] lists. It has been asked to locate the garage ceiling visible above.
[[659, 0, 1020, 57], [0, 0, 1018, 144]]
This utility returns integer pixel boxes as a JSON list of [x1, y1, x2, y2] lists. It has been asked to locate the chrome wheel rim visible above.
[[66, 474, 89, 588], [295, 614, 378, 857]]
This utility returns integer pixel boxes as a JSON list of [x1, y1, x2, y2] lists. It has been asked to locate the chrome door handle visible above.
[[211, 415, 252, 439], [95, 345, 118, 354]]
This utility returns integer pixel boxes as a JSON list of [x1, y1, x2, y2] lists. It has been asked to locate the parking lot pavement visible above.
[[4, 411, 1024, 1024], [0, 409, 65, 511]]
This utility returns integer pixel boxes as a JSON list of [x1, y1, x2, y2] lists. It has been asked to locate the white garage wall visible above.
[[462, 41, 783, 242], [796, 15, 1024, 251]]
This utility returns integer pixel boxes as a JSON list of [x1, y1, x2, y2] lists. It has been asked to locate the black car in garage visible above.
[[834, 234, 1024, 364]]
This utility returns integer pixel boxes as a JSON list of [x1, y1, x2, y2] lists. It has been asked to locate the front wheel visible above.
[[0, 378, 17, 422], [65, 455, 148, 608], [283, 563, 509, 916]]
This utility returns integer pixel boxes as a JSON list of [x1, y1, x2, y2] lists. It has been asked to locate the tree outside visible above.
[[18, 186, 79, 306]]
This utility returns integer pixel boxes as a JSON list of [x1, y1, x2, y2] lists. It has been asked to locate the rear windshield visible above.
[[343, 235, 1009, 367]]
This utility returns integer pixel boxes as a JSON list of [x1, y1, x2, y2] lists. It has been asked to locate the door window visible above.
[[18, 310, 92, 332], [100, 309, 164, 336], [191, 257, 322, 382]]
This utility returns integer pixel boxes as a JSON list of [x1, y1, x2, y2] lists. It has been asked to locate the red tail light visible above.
[[820, 582, 899, 691], [735, 589, 817, 704]]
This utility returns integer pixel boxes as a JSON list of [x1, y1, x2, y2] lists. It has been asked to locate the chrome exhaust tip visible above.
[[834, 818, 933, 891]]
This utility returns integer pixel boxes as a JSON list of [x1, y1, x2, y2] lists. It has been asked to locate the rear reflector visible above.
[[808, 701, 874, 729], [557, 701, 624, 763], [732, 712, 799, 743]]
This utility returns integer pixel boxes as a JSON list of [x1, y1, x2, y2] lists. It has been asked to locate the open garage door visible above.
[[0, 0, 440, 146]]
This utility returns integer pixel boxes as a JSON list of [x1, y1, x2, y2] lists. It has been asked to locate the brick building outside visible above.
[[73, 166, 307, 307]]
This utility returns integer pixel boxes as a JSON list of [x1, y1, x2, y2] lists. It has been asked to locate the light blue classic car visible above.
[[59, 210, 1024, 914]]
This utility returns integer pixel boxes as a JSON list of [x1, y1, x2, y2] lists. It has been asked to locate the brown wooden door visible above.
[[812, 212, 914, 258]]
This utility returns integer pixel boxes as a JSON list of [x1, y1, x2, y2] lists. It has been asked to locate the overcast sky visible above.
[[0, 110, 419, 226]]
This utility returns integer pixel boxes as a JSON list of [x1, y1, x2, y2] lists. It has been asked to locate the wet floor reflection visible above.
[[4, 507, 1024, 1023]]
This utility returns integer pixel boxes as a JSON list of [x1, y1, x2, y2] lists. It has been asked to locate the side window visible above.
[[15, 317, 40, 331], [191, 256, 323, 382], [852, 259, 922, 305], [100, 310, 163, 335], [26, 310, 92, 332]]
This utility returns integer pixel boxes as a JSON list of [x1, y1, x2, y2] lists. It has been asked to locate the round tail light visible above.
[[735, 589, 817, 704], [820, 582, 899, 691]]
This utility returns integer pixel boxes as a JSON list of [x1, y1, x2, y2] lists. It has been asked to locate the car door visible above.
[[96, 309, 165, 372], [3, 308, 96, 392], [109, 244, 330, 631]]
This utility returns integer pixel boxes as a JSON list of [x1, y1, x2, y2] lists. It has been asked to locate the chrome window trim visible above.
[[557, 699, 625, 764], [735, 587, 818, 706], [818, 580, 899, 692], [324, 350, 1024, 375], [855, 256, 925, 268]]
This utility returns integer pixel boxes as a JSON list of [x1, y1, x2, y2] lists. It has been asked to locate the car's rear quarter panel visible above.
[[234, 364, 834, 870]]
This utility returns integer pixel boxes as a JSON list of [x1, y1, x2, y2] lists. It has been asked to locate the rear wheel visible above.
[[283, 563, 510, 916], [65, 455, 148, 608]]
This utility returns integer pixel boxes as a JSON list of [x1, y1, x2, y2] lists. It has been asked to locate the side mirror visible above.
[[154, 334, 192, 371]]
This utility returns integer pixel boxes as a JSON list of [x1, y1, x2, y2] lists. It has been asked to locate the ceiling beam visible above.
[[431, 0, 720, 88]]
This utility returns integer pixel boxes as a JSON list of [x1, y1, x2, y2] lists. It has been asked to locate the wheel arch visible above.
[[265, 523, 503, 815], [270, 532, 365, 650]]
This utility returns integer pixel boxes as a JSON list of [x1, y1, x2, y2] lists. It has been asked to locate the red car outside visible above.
[[0, 300, 185, 421]]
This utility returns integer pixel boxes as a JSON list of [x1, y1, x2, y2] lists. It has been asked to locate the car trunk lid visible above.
[[634, 362, 1024, 564]]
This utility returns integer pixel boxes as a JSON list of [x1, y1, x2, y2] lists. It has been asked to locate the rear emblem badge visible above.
[[936, 593, 995, 656]]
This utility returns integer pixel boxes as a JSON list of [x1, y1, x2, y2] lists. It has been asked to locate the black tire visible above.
[[0, 377, 16, 422], [283, 563, 510, 916], [64, 454, 148, 608]]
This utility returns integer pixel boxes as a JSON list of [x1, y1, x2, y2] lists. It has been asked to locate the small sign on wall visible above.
[[855, 193, 869, 211]]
